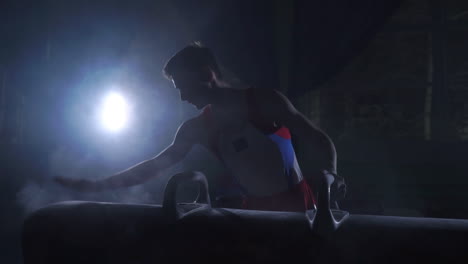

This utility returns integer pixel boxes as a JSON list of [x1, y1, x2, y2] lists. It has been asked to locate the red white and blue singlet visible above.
[[202, 88, 316, 212]]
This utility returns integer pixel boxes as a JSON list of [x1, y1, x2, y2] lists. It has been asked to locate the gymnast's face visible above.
[[172, 69, 216, 109]]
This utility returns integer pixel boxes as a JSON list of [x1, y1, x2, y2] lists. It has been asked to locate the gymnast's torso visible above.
[[193, 88, 312, 209]]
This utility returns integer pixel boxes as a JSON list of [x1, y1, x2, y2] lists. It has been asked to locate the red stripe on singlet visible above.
[[274, 126, 292, 139]]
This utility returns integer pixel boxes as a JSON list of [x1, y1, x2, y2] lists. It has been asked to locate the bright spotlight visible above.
[[99, 92, 129, 132]]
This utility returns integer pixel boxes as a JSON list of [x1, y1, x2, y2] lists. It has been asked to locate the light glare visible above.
[[99, 92, 129, 132]]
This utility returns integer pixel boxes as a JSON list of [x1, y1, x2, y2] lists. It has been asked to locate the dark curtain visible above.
[[290, 0, 402, 96], [174, 0, 401, 95]]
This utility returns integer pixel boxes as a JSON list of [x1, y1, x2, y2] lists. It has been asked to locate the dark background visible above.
[[2, 0, 468, 263]]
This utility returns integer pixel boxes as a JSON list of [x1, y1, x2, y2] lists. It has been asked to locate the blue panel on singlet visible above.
[[267, 133, 296, 188]]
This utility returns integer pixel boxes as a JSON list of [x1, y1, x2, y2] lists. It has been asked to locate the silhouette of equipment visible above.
[[22, 171, 468, 263]]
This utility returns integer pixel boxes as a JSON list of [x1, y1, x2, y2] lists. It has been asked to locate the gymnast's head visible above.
[[163, 42, 223, 109]]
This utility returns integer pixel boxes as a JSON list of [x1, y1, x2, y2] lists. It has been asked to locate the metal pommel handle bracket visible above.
[[163, 171, 211, 220], [307, 171, 349, 237]]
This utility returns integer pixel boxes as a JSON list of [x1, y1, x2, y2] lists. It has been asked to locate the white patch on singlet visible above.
[[216, 123, 290, 196]]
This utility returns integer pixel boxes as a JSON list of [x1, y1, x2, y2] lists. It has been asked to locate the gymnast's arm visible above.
[[255, 88, 338, 194], [259, 89, 337, 174], [55, 118, 201, 192]]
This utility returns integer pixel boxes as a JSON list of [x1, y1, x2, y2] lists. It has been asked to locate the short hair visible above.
[[163, 42, 222, 80]]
